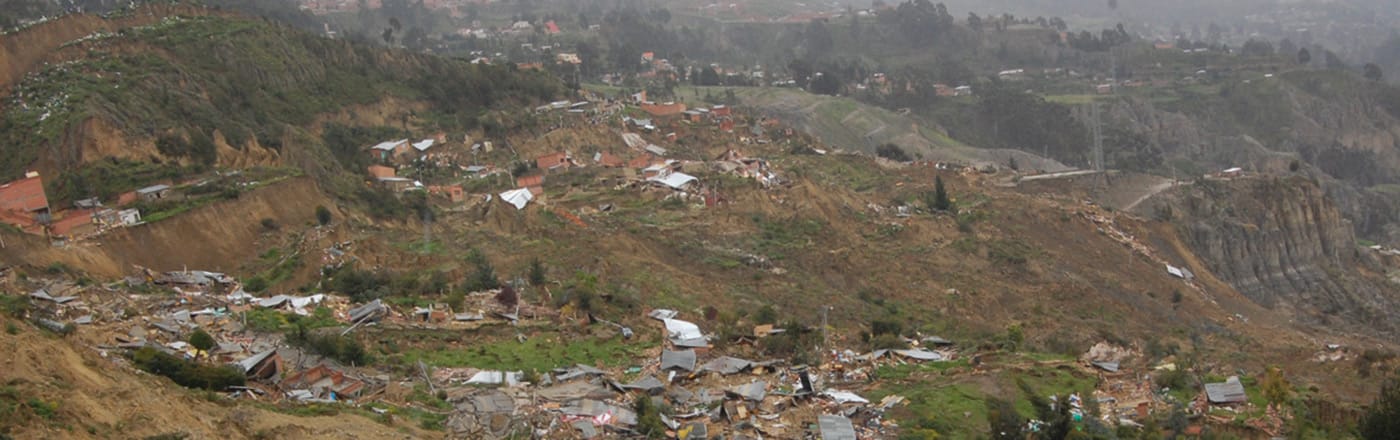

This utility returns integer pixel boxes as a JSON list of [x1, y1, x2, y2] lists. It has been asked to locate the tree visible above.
[[1260, 366, 1292, 408], [495, 285, 518, 308], [1297, 47, 1312, 65], [810, 72, 843, 95], [528, 258, 547, 286], [967, 12, 983, 33], [315, 205, 332, 226], [464, 249, 500, 292], [986, 397, 1024, 439], [1361, 375, 1400, 440], [875, 143, 911, 162], [1240, 39, 1275, 57], [932, 176, 952, 211], [1278, 39, 1298, 59], [188, 329, 215, 357], [805, 19, 834, 54], [1365, 63, 1385, 82]]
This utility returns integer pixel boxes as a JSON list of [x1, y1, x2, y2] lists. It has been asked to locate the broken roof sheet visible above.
[[454, 313, 484, 321], [571, 420, 599, 439], [823, 390, 869, 404], [29, 288, 78, 304], [672, 337, 710, 348], [370, 139, 408, 151], [922, 336, 954, 345], [1205, 376, 1247, 404], [649, 172, 698, 190], [560, 399, 637, 426], [647, 309, 678, 320], [538, 381, 613, 402], [700, 356, 753, 375], [662, 318, 703, 341], [620, 375, 666, 393], [644, 144, 668, 156], [661, 350, 697, 372], [347, 299, 387, 324], [235, 349, 278, 374], [893, 349, 944, 361], [466, 371, 522, 386], [499, 188, 534, 210], [1092, 361, 1121, 372], [726, 380, 767, 401], [819, 415, 859, 440], [554, 364, 608, 382], [412, 139, 435, 151]]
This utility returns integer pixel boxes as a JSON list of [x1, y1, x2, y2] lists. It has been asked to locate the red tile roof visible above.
[[0, 175, 48, 213]]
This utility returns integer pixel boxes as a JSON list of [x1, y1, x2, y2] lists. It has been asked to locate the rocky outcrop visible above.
[[1172, 176, 1399, 333]]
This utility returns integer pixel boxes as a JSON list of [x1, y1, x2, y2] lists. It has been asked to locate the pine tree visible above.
[[933, 176, 952, 211]]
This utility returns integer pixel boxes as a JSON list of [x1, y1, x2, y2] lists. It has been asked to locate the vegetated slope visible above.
[[707, 86, 1072, 170], [297, 123, 1390, 399], [0, 9, 562, 199], [0, 314, 425, 439]]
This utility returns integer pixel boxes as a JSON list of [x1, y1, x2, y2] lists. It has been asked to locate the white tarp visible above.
[[650, 172, 698, 190], [499, 188, 534, 210], [663, 318, 703, 341], [412, 139, 435, 151]]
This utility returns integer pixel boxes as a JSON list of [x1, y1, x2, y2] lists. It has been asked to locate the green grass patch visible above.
[[401, 331, 653, 371]]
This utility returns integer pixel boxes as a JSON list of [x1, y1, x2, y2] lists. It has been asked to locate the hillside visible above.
[[0, 7, 562, 203], [676, 85, 1074, 171], [1, 3, 1399, 439]]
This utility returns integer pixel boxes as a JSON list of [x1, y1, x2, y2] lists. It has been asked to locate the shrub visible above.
[[633, 396, 667, 439], [259, 218, 279, 230], [243, 276, 270, 293], [0, 295, 30, 318], [870, 319, 903, 337], [289, 331, 371, 366], [869, 333, 909, 350], [754, 305, 778, 325], [132, 347, 245, 391], [315, 205, 332, 226]]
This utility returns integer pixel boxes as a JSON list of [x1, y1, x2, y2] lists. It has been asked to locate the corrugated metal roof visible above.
[[818, 415, 858, 440], [661, 350, 697, 372], [1205, 376, 1247, 404]]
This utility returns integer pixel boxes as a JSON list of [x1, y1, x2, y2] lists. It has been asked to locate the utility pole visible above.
[[1090, 101, 1105, 198]]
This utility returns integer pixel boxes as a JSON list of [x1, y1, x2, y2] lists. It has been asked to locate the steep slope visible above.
[[0, 314, 425, 439], [1161, 176, 1399, 334]]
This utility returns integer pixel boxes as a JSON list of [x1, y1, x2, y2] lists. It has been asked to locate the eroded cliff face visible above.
[[1172, 176, 1399, 333]]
